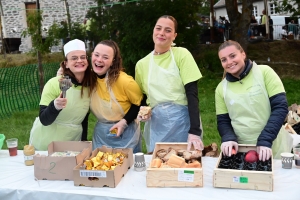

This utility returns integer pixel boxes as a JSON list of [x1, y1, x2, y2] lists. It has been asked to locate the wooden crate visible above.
[[213, 144, 273, 192], [146, 142, 203, 187]]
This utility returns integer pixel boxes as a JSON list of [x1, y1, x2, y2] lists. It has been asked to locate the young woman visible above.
[[135, 15, 204, 153], [90, 40, 143, 153], [216, 40, 291, 160], [30, 39, 96, 150]]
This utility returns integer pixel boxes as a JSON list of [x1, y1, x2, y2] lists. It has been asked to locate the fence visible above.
[[0, 63, 60, 119], [249, 24, 300, 40]]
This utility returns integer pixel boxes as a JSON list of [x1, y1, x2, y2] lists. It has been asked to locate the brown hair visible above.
[[60, 58, 97, 97], [157, 15, 178, 32], [95, 40, 124, 88], [218, 40, 245, 53]]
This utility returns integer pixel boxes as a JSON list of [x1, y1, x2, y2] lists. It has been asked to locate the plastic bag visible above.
[[272, 126, 294, 159]]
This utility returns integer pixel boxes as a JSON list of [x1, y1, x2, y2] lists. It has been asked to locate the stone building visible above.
[[0, 0, 98, 53]]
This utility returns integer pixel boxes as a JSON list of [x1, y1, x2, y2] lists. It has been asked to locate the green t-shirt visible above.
[[135, 47, 202, 96], [215, 64, 285, 115]]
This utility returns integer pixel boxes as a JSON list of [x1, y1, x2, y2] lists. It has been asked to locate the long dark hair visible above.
[[95, 40, 124, 88]]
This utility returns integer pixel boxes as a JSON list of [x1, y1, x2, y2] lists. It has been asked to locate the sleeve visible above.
[[123, 75, 143, 106], [176, 48, 202, 85], [123, 94, 147, 124], [257, 92, 288, 148], [40, 78, 61, 106], [262, 65, 285, 98], [184, 81, 201, 136], [217, 113, 237, 142], [215, 82, 237, 142], [81, 112, 90, 141], [215, 81, 228, 115], [39, 102, 61, 126]]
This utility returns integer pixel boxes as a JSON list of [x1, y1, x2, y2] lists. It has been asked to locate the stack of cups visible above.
[[280, 152, 294, 169], [293, 145, 300, 168], [134, 152, 146, 172]]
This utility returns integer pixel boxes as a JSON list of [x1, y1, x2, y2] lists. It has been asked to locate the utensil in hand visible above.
[[59, 76, 72, 98]]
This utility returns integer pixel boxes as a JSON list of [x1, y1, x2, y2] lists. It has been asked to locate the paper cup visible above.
[[6, 138, 18, 156], [280, 152, 294, 169], [293, 146, 300, 168], [134, 152, 146, 172]]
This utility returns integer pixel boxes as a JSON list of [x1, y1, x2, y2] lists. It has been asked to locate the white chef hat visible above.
[[63, 39, 86, 56]]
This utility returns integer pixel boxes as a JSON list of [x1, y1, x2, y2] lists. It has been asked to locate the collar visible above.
[[225, 59, 253, 82], [97, 74, 106, 79], [69, 76, 82, 87]]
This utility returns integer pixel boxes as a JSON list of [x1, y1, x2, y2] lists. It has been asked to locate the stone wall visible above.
[[1, 0, 97, 53]]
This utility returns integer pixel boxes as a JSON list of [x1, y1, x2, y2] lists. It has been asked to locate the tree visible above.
[[224, 0, 254, 53], [271, 0, 300, 16], [87, 0, 204, 75], [21, 8, 59, 94]]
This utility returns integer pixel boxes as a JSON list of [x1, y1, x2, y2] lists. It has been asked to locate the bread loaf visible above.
[[138, 106, 151, 116]]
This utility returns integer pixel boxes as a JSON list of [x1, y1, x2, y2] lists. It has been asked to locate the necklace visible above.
[[154, 49, 169, 55]]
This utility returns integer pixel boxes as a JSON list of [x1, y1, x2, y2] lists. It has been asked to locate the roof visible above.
[[214, 0, 225, 9], [214, 0, 263, 9]]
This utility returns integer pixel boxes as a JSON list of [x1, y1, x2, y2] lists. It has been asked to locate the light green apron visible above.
[[30, 86, 90, 150], [222, 62, 291, 158]]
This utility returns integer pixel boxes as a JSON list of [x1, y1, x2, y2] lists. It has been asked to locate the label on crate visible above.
[[178, 170, 194, 182], [233, 176, 248, 183], [79, 170, 107, 178]]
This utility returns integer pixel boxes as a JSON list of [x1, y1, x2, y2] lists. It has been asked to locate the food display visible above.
[[147, 143, 203, 187], [149, 147, 202, 168], [84, 151, 127, 170], [213, 144, 273, 191], [218, 150, 271, 171], [50, 151, 81, 157]]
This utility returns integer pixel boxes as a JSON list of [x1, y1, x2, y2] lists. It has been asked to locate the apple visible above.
[[231, 148, 237, 155], [244, 150, 259, 163]]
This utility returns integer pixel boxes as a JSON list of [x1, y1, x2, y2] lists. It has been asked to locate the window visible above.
[[252, 6, 258, 17], [269, 3, 277, 14]]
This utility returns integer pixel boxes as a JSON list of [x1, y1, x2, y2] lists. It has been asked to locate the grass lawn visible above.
[[1, 70, 299, 153]]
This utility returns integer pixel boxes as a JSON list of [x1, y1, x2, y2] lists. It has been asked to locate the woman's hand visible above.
[[109, 119, 128, 137], [257, 146, 272, 161], [187, 134, 204, 151], [57, 67, 63, 77], [221, 141, 238, 157], [54, 92, 67, 110]]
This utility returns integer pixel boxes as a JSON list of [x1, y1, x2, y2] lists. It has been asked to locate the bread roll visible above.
[[138, 106, 151, 116]]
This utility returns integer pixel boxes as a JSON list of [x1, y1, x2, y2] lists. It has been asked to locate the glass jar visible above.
[[23, 145, 35, 166]]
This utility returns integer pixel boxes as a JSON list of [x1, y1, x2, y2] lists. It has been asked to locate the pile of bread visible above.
[[150, 147, 202, 168]]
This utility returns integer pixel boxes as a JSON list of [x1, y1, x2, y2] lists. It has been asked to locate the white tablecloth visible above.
[[0, 150, 299, 200]]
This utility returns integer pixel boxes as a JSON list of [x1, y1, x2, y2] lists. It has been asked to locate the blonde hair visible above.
[[218, 40, 245, 53]]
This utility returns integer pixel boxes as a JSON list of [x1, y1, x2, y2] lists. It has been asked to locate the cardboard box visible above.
[[73, 146, 133, 188], [146, 142, 203, 187], [34, 141, 92, 181], [213, 144, 273, 192]]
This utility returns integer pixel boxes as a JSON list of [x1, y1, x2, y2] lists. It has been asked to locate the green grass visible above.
[[1, 72, 300, 153]]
